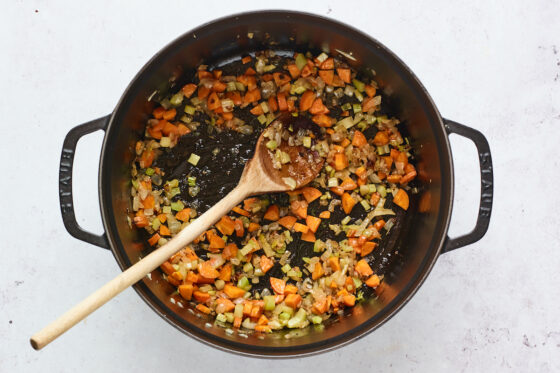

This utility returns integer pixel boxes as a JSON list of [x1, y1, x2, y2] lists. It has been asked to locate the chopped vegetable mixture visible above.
[[130, 50, 417, 333]]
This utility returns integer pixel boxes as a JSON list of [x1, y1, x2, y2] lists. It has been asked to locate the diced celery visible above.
[[282, 177, 297, 190], [281, 264, 291, 273], [377, 185, 387, 198], [162, 206, 171, 214], [234, 304, 244, 319], [266, 140, 277, 150], [184, 105, 196, 115], [187, 176, 196, 187], [352, 103, 362, 114], [170, 92, 184, 106], [352, 79, 365, 92], [257, 114, 267, 125], [145, 167, 155, 176], [168, 179, 179, 188], [353, 277, 362, 288], [171, 201, 184, 211], [243, 263, 254, 273], [131, 179, 139, 189], [337, 116, 354, 129], [368, 184, 376, 194], [151, 218, 160, 230], [302, 257, 310, 264], [226, 81, 237, 92], [316, 52, 328, 63], [279, 312, 291, 321], [263, 295, 276, 311], [302, 136, 311, 148], [360, 184, 370, 195], [354, 90, 364, 102], [237, 276, 250, 291], [360, 200, 371, 210], [341, 216, 351, 225], [160, 137, 171, 147], [188, 153, 200, 166], [216, 313, 227, 323], [235, 82, 245, 91], [225, 312, 234, 323], [295, 53, 307, 71], [263, 64, 276, 72], [240, 239, 258, 256], [170, 187, 181, 197], [287, 308, 307, 328], [341, 102, 352, 111], [311, 316, 323, 325]]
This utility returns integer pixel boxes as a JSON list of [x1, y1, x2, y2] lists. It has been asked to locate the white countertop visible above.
[[1, 1, 559, 371]]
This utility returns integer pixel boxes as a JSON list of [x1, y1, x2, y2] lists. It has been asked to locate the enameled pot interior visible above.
[[99, 11, 453, 356]]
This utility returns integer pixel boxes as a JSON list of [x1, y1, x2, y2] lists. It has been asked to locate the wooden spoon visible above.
[[30, 115, 324, 350]]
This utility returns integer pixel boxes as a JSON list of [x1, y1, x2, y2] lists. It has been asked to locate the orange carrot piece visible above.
[[341, 193, 357, 214], [373, 131, 389, 146], [175, 208, 191, 222], [301, 187, 322, 203], [352, 130, 368, 148], [312, 262, 324, 280], [340, 138, 351, 147], [233, 317, 242, 328], [312, 114, 333, 127], [284, 284, 298, 295], [152, 107, 165, 119], [284, 294, 302, 309], [278, 216, 297, 229], [361, 241, 377, 256], [300, 90, 315, 112], [159, 224, 171, 236], [161, 261, 174, 275], [318, 69, 334, 85], [362, 96, 377, 112], [222, 243, 238, 260], [328, 257, 341, 272], [242, 55, 252, 64], [301, 231, 316, 242], [263, 204, 280, 221], [333, 153, 348, 171], [270, 277, 286, 295], [248, 222, 260, 232], [343, 294, 356, 307], [177, 124, 190, 135], [393, 189, 409, 210], [148, 233, 161, 246], [142, 194, 155, 209], [336, 68, 351, 83], [178, 283, 194, 300], [198, 70, 212, 79], [182, 83, 197, 98], [312, 298, 329, 314], [193, 290, 211, 302], [216, 215, 236, 236], [257, 314, 269, 326], [197, 86, 210, 99], [320, 58, 334, 70], [300, 64, 312, 77], [277, 93, 288, 111], [207, 231, 225, 249], [218, 263, 232, 281], [224, 284, 246, 298], [232, 206, 250, 216], [291, 200, 308, 219], [306, 216, 321, 233], [329, 187, 345, 196], [355, 259, 374, 277], [198, 261, 220, 279], [268, 96, 278, 112], [260, 255, 274, 273], [309, 98, 329, 115], [387, 174, 402, 184], [365, 274, 380, 288], [340, 177, 358, 191], [212, 81, 227, 93], [287, 64, 300, 78], [250, 105, 264, 115], [207, 92, 221, 111], [234, 219, 244, 237], [364, 85, 376, 98], [293, 222, 309, 233], [400, 171, 417, 184], [319, 211, 331, 219], [243, 88, 261, 104]]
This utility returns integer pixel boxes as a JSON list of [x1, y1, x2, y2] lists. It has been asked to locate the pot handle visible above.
[[441, 119, 493, 253], [59, 115, 111, 249]]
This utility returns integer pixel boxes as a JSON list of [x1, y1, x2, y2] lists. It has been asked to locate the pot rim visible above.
[[98, 9, 454, 358]]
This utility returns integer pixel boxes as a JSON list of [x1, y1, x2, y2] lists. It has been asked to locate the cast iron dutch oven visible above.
[[58, 10, 493, 357]]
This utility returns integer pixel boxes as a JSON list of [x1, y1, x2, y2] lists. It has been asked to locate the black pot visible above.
[[58, 10, 493, 357]]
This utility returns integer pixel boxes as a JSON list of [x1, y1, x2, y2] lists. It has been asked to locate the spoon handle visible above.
[[31, 183, 251, 350]]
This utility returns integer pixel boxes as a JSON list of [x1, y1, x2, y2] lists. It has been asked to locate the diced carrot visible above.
[[198, 70, 212, 79], [293, 222, 309, 233], [328, 256, 341, 272], [139, 149, 155, 168], [153, 107, 167, 119], [250, 305, 263, 319], [362, 96, 377, 112], [284, 284, 298, 295], [213, 70, 222, 79], [212, 81, 227, 93], [222, 243, 238, 260], [277, 93, 288, 111], [243, 88, 261, 104], [284, 294, 302, 308], [160, 261, 174, 276], [373, 219, 386, 231], [300, 90, 315, 112], [241, 55, 252, 64], [301, 187, 322, 203], [340, 177, 358, 191], [318, 69, 334, 85], [159, 224, 171, 236], [364, 85, 376, 97], [273, 72, 291, 86], [365, 274, 381, 288], [216, 298, 235, 313], [333, 153, 348, 171], [207, 92, 221, 111], [312, 114, 333, 127], [248, 222, 260, 232], [257, 314, 269, 326], [278, 215, 297, 229], [340, 138, 350, 147], [355, 166, 367, 180], [291, 200, 308, 219], [312, 262, 324, 280], [319, 211, 331, 219], [387, 174, 402, 184], [329, 187, 344, 197], [270, 277, 286, 295], [355, 259, 373, 277], [287, 64, 300, 78], [352, 130, 368, 148], [193, 290, 211, 302], [343, 294, 356, 307], [341, 193, 357, 214], [370, 192, 381, 207], [197, 86, 210, 99], [320, 58, 334, 70], [255, 325, 271, 333], [301, 231, 316, 242], [383, 156, 393, 170], [306, 216, 321, 233], [226, 91, 242, 105], [224, 284, 246, 298], [147, 126, 162, 139], [390, 148, 400, 160], [263, 204, 280, 221], [309, 98, 329, 115], [233, 219, 244, 237], [336, 68, 351, 83], [216, 215, 235, 236], [198, 261, 220, 279], [373, 131, 389, 146], [260, 255, 274, 273], [175, 208, 191, 222], [312, 298, 329, 314], [268, 96, 278, 112], [207, 230, 225, 249], [195, 304, 211, 314], [218, 263, 232, 282], [233, 316, 242, 328], [232, 206, 250, 216], [400, 171, 417, 184], [177, 124, 190, 135], [361, 241, 377, 256], [405, 163, 416, 174], [300, 64, 312, 77], [148, 233, 160, 246], [393, 189, 409, 210], [182, 83, 197, 98], [141, 195, 155, 210], [250, 105, 264, 115]]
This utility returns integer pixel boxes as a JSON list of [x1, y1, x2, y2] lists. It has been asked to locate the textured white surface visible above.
[[1, 0, 559, 371]]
